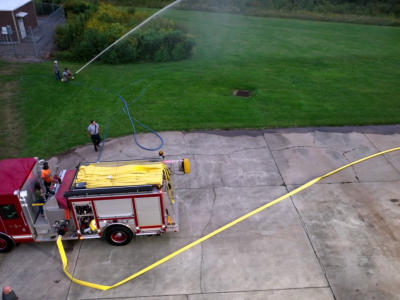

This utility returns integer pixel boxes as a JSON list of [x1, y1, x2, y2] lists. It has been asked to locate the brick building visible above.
[[0, 0, 38, 42]]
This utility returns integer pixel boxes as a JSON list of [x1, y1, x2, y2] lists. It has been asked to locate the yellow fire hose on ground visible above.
[[57, 147, 400, 290]]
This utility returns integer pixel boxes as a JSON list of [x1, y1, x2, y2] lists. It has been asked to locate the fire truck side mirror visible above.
[[183, 158, 190, 174]]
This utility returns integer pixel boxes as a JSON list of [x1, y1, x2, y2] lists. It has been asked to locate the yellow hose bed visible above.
[[75, 162, 165, 188]]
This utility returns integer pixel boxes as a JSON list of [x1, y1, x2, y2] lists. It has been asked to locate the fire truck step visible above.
[[35, 235, 58, 242], [34, 215, 51, 234]]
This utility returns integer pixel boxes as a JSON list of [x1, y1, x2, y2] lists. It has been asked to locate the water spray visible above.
[[75, 0, 184, 74]]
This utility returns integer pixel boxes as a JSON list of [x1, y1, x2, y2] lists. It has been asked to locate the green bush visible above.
[[172, 40, 195, 61], [71, 29, 107, 61], [63, 0, 92, 16], [102, 0, 170, 8], [57, 24, 194, 64], [101, 40, 136, 64], [54, 14, 87, 50], [135, 30, 195, 62], [54, 1, 195, 64]]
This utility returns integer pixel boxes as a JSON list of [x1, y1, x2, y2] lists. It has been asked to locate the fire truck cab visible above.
[[0, 157, 189, 253]]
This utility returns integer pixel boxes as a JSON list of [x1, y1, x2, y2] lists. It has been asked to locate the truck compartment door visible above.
[[94, 198, 134, 219], [134, 196, 162, 227]]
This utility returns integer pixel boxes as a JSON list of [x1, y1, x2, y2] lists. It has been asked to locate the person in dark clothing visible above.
[[87, 120, 101, 152], [34, 183, 45, 216], [54, 60, 61, 81], [2, 286, 18, 300]]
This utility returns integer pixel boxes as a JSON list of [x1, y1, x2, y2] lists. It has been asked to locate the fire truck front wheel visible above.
[[0, 234, 14, 253], [105, 225, 133, 246]]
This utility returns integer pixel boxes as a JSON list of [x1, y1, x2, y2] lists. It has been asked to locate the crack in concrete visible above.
[[182, 132, 188, 147], [289, 179, 400, 187], [263, 134, 337, 300], [175, 184, 291, 191], [341, 151, 361, 183], [217, 230, 319, 242], [193, 285, 332, 295], [201, 188, 217, 236], [364, 133, 400, 177], [271, 136, 372, 158], [66, 240, 84, 299], [199, 188, 217, 293], [77, 286, 332, 300], [186, 146, 269, 157], [290, 199, 337, 300], [229, 146, 269, 155], [312, 133, 317, 146], [342, 147, 361, 155], [271, 144, 335, 152]]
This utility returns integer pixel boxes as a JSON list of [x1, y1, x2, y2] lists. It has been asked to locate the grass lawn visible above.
[[12, 9, 400, 158], [0, 62, 23, 159]]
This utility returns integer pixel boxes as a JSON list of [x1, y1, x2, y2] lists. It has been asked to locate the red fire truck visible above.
[[0, 156, 190, 252]]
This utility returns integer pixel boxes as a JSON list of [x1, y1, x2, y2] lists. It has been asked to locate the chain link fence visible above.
[[0, 3, 65, 60]]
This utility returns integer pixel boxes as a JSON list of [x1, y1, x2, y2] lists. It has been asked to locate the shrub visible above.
[[54, 2, 195, 64], [86, 3, 134, 32], [54, 14, 87, 50], [63, 0, 92, 16], [134, 30, 195, 62], [72, 29, 107, 61], [101, 0, 170, 8], [172, 39, 195, 61], [103, 39, 138, 64]]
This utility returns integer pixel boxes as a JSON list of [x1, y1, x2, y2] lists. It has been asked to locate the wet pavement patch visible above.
[[64, 240, 77, 252]]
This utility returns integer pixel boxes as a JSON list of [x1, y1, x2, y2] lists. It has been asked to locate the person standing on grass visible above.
[[88, 120, 101, 152], [54, 60, 61, 81], [2, 286, 18, 300]]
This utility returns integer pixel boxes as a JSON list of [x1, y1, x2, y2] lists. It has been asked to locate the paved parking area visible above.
[[1, 126, 399, 300]]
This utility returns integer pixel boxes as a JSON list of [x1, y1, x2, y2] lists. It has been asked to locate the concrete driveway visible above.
[[1, 126, 399, 300]]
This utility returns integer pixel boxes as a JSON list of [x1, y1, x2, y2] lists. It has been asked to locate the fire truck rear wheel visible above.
[[0, 234, 14, 253], [105, 225, 133, 246]]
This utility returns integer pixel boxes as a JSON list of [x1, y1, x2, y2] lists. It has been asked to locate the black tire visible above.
[[105, 225, 133, 246], [0, 233, 14, 253]]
